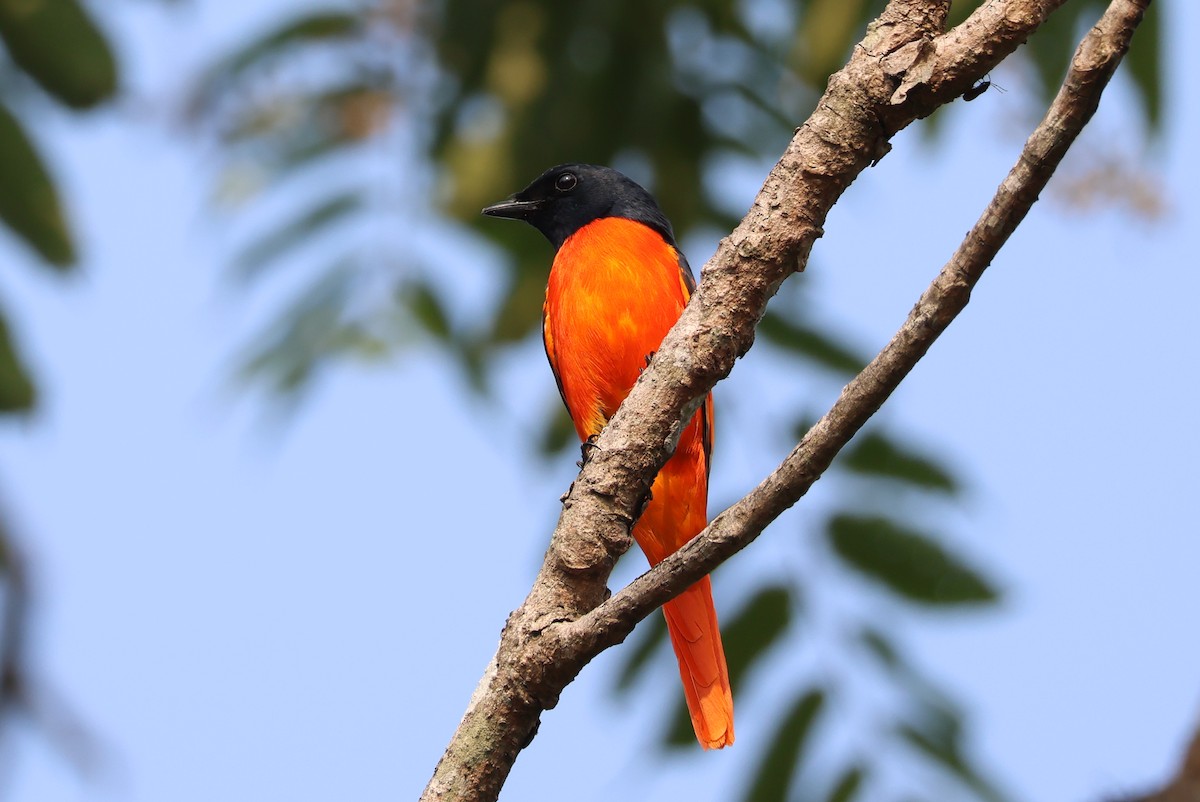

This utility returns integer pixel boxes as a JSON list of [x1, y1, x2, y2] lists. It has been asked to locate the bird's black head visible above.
[[482, 163, 676, 251]]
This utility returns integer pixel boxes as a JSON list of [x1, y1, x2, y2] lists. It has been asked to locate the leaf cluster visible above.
[[0, 0, 122, 413]]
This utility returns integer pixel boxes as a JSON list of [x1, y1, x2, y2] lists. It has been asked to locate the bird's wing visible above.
[[542, 297, 569, 412], [675, 250, 714, 478]]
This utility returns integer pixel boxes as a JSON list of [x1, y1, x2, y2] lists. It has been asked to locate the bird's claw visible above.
[[639, 351, 656, 375], [577, 434, 601, 468]]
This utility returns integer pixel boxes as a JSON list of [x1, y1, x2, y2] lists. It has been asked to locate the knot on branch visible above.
[[882, 38, 937, 105], [554, 530, 619, 574]]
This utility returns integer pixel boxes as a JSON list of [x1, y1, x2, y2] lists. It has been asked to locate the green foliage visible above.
[[745, 688, 826, 802], [1125, 1, 1162, 127], [826, 763, 868, 802], [841, 431, 959, 494], [827, 514, 998, 605], [191, 11, 360, 104], [536, 404, 576, 455], [896, 710, 1008, 802], [759, 311, 867, 376], [0, 0, 125, 417], [403, 280, 453, 342], [790, 0, 882, 86], [184, 7, 401, 397], [0, 311, 36, 413], [238, 265, 389, 395], [1026, 1, 1162, 128], [0, 0, 117, 109], [234, 192, 364, 280], [0, 102, 76, 268], [857, 625, 903, 672], [722, 584, 796, 692], [613, 612, 669, 693]]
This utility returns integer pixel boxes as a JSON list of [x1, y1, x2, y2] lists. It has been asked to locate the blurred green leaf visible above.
[[234, 192, 363, 280], [613, 604, 705, 751], [946, 0, 985, 28], [758, 311, 866, 375], [897, 704, 962, 764], [1025, 2, 1104, 109], [457, 336, 490, 396], [1124, 0, 1161, 129], [662, 692, 702, 748], [403, 280, 452, 341], [1022, 1, 1162, 133], [722, 584, 795, 693], [792, 0, 874, 85], [856, 625, 903, 672], [228, 10, 359, 72], [0, 309, 36, 413], [0, 0, 117, 108], [826, 763, 868, 802], [0, 102, 75, 268], [613, 613, 668, 693], [826, 515, 998, 605], [255, 124, 354, 184], [790, 413, 819, 445], [744, 688, 826, 802], [842, 431, 958, 494], [536, 402, 575, 455], [191, 10, 360, 113], [239, 263, 368, 396], [897, 707, 1008, 802], [219, 84, 383, 146], [212, 87, 390, 208], [489, 263, 549, 343], [856, 623, 984, 768]]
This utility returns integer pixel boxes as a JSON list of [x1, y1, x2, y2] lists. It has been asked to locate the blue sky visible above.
[[0, 1, 1197, 801]]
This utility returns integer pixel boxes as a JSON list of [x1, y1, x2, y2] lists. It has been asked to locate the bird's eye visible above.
[[555, 173, 578, 192]]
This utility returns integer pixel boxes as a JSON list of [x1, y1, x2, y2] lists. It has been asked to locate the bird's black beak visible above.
[[482, 197, 541, 220]]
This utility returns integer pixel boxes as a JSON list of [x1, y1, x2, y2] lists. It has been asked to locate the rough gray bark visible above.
[[420, 0, 1152, 800]]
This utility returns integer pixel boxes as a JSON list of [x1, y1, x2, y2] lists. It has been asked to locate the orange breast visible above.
[[543, 217, 691, 439]]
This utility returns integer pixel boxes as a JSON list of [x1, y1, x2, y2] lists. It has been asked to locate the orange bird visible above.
[[483, 164, 734, 749]]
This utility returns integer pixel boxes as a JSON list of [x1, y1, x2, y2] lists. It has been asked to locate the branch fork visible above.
[[421, 1, 1152, 799]]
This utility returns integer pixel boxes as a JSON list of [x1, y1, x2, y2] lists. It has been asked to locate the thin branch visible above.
[[1124, 715, 1200, 802], [572, 0, 1152, 647], [420, 0, 1148, 799]]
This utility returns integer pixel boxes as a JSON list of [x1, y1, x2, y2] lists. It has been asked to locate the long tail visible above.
[[661, 575, 734, 749]]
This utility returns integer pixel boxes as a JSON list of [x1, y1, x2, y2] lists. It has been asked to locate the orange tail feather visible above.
[[661, 576, 734, 749]]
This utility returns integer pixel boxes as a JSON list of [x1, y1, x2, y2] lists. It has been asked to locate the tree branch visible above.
[[571, 0, 1151, 650], [420, 1, 1149, 799], [1125, 715, 1200, 802]]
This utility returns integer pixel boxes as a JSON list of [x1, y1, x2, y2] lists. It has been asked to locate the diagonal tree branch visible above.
[[420, 1, 1150, 800], [1124, 713, 1200, 801], [570, 0, 1152, 649]]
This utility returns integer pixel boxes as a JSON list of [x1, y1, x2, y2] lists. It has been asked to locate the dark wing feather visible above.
[[542, 298, 569, 411], [675, 250, 713, 478]]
